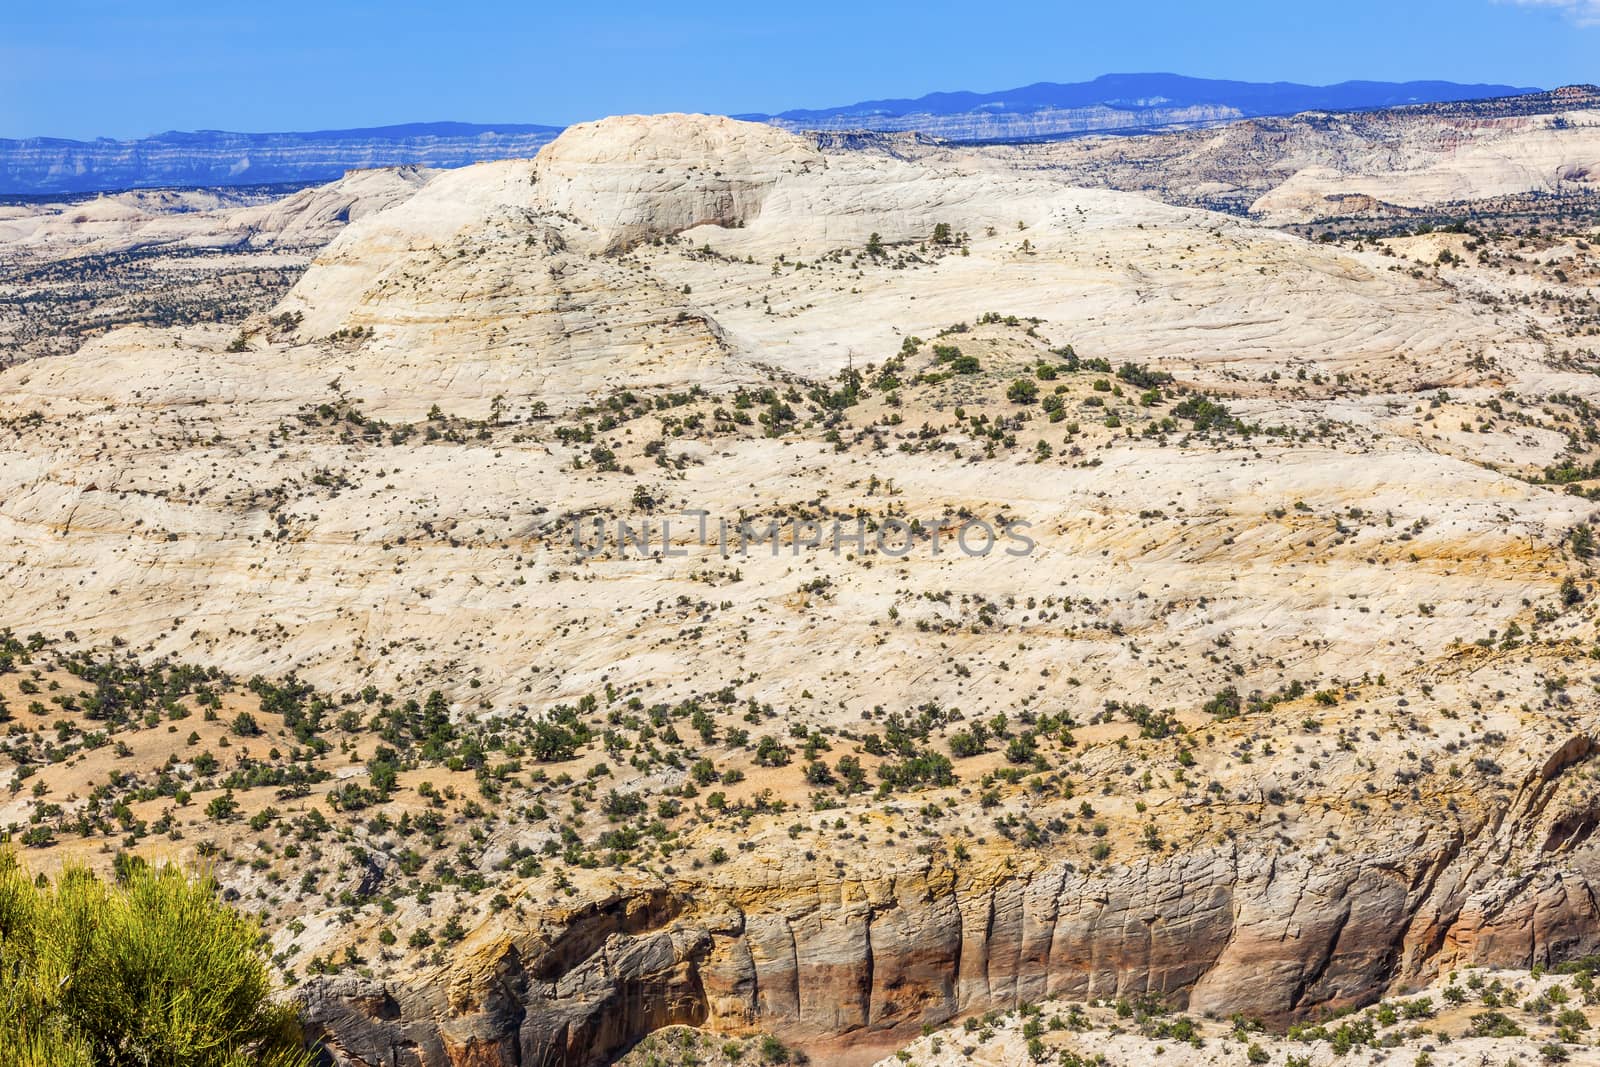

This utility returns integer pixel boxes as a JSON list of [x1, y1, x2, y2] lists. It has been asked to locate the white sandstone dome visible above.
[[531, 113, 824, 249]]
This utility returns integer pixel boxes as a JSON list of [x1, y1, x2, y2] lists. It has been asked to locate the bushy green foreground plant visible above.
[[0, 849, 312, 1067]]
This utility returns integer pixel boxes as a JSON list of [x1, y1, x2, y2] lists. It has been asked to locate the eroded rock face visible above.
[[532, 115, 823, 252], [300, 737, 1600, 1066]]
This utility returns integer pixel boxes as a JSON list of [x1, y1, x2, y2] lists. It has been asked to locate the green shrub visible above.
[[1470, 1011, 1524, 1038], [758, 1034, 790, 1064], [1006, 378, 1039, 404], [0, 849, 312, 1067]]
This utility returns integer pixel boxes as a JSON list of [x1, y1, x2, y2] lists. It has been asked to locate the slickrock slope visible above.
[[0, 167, 435, 365], [260, 113, 1537, 415], [0, 166, 433, 255], [4, 114, 1600, 1067], [967, 86, 1600, 224], [1250, 107, 1600, 223]]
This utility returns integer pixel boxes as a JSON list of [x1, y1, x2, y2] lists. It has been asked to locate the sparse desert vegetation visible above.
[[3, 94, 1600, 1067]]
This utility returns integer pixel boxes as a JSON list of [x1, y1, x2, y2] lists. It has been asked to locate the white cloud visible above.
[[1500, 0, 1600, 26]]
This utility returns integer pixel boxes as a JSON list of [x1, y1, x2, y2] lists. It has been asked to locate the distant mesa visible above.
[[0, 122, 563, 197], [0, 74, 1542, 195], [740, 72, 1542, 141]]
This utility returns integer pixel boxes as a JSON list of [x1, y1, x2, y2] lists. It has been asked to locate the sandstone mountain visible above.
[[1, 111, 1600, 1067]]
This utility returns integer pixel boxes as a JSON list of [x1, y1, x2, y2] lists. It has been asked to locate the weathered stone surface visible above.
[[299, 752, 1600, 1065]]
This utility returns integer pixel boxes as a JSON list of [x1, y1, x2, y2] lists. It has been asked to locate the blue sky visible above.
[[3, 0, 1595, 140]]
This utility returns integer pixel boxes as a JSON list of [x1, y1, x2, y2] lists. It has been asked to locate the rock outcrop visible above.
[[533, 115, 824, 252], [299, 735, 1600, 1065]]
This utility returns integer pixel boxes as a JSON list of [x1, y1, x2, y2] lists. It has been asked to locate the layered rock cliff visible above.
[[297, 728, 1600, 1066], [749, 74, 1538, 142], [0, 122, 559, 195]]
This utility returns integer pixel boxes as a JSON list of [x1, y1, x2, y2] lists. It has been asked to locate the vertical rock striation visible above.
[[300, 736, 1600, 1066]]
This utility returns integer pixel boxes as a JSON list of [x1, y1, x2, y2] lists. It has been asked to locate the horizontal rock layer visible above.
[[0, 123, 559, 195], [300, 734, 1600, 1066]]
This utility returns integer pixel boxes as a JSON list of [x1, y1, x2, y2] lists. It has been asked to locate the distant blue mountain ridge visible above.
[[743, 73, 1538, 128], [0, 122, 565, 197], [0, 74, 1542, 195]]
